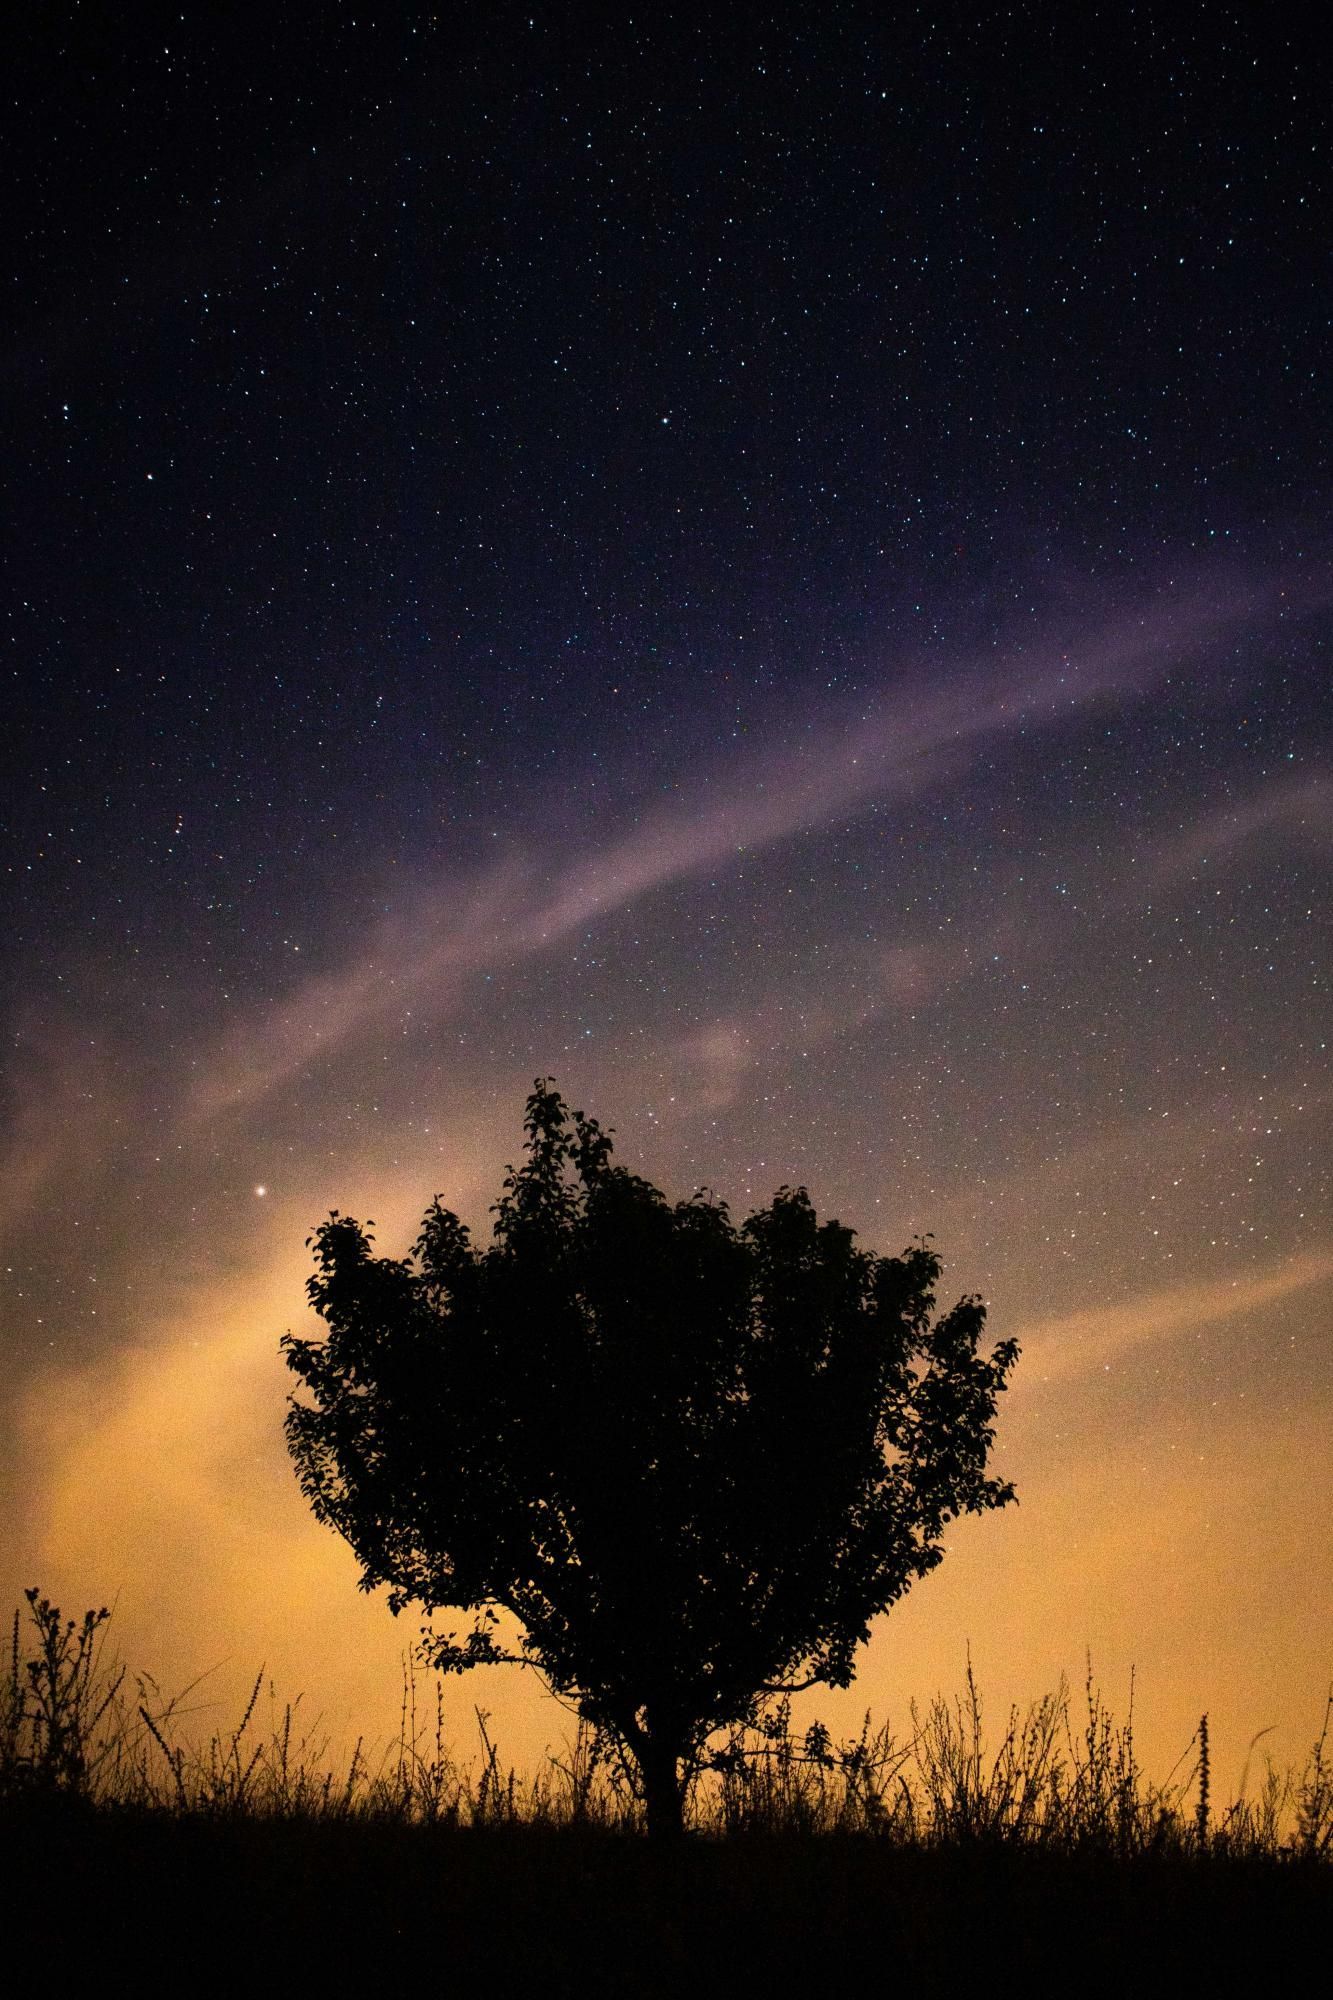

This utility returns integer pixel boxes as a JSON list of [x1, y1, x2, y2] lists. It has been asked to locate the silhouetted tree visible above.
[[283, 1080, 1019, 1838]]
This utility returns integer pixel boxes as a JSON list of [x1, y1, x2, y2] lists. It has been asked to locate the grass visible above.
[[3, 1588, 1329, 1989]]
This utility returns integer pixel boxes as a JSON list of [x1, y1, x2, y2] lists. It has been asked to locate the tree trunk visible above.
[[638, 1733, 685, 1841]]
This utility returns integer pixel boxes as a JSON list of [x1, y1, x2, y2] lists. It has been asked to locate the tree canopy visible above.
[[283, 1080, 1019, 1836]]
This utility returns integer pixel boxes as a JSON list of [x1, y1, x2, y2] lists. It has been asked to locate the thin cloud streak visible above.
[[0, 1019, 133, 1260], [185, 853, 534, 1121], [185, 581, 1279, 1123], [528, 579, 1257, 939], [1155, 773, 1332, 880], [1014, 1248, 1333, 1384]]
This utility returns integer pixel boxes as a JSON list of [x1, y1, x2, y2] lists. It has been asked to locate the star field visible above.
[[2, 5, 1329, 1782]]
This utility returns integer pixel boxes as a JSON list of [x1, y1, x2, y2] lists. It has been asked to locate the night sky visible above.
[[4, 6, 1329, 1786]]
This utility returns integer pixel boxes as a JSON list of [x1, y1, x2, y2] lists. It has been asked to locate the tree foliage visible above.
[[283, 1080, 1018, 1835]]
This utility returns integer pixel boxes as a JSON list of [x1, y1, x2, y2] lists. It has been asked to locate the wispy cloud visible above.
[[0, 1017, 132, 1257], [185, 853, 532, 1121], [1156, 773, 1332, 880], [182, 579, 1280, 1122], [1014, 1247, 1333, 1385]]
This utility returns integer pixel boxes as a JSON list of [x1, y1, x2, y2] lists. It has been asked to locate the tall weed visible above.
[[4, 1588, 1330, 1858]]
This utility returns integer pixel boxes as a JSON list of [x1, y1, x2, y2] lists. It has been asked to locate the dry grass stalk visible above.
[[4, 1589, 1331, 1857]]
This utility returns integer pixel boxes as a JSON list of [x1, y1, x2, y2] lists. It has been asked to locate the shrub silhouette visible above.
[[283, 1079, 1019, 1837], [1, 1591, 122, 1800]]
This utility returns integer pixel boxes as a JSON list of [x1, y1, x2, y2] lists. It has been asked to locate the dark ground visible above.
[[3, 1799, 1325, 1996]]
